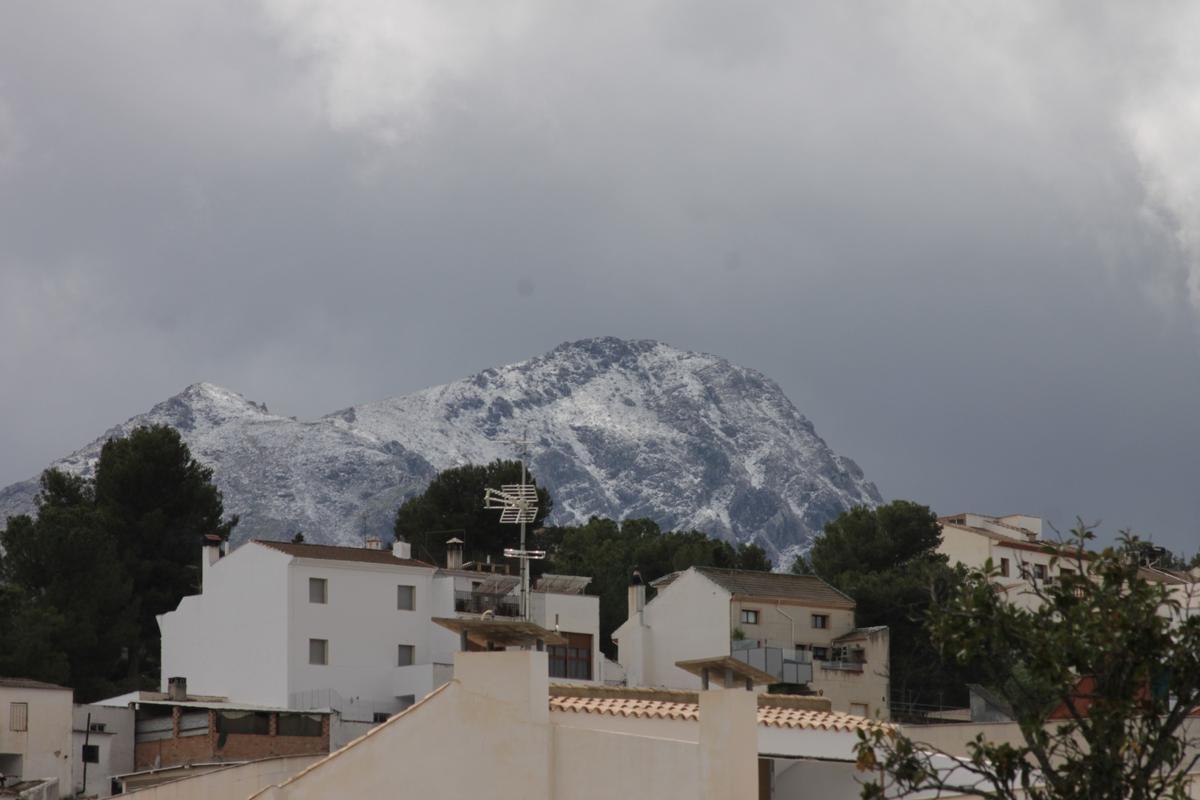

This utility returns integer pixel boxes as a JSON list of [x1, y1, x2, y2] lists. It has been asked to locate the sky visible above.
[[2, 2, 1200, 554]]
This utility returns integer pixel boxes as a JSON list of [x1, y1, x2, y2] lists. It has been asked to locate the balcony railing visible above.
[[819, 660, 864, 673], [453, 591, 520, 618], [730, 640, 813, 685]]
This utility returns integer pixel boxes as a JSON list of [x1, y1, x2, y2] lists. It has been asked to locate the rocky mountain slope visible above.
[[0, 338, 881, 561]]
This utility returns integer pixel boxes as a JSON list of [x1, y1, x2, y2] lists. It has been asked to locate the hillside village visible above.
[[5, 501, 1199, 799]]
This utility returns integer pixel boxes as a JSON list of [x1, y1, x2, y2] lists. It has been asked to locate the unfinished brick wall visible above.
[[134, 709, 330, 771]]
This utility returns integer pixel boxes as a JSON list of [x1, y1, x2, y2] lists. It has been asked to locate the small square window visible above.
[[812, 646, 828, 660], [397, 644, 415, 667], [397, 585, 415, 611], [811, 614, 828, 629], [10, 702, 28, 732], [309, 577, 327, 604], [1033, 564, 1047, 582], [740, 609, 759, 625], [309, 638, 329, 665], [999, 558, 1010, 578]]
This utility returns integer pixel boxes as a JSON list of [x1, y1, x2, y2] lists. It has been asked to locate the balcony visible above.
[[730, 640, 813, 685], [453, 591, 520, 618], [818, 660, 864, 673]]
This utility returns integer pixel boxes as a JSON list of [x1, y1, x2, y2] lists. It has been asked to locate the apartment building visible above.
[[158, 536, 600, 736], [613, 567, 890, 718]]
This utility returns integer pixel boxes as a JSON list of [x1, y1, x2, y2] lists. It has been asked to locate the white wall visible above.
[[0, 685, 72, 791], [117, 754, 321, 800], [529, 591, 602, 681], [72, 704, 134, 798], [159, 543, 292, 707], [772, 758, 862, 800], [616, 570, 733, 690], [285, 558, 454, 716]]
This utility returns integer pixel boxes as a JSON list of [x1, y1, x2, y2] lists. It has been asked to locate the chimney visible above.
[[167, 676, 187, 702], [201, 534, 223, 591], [393, 538, 412, 560], [628, 568, 646, 620], [446, 538, 464, 570], [365, 537, 383, 550]]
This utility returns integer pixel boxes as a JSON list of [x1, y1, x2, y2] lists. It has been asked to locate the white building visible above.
[[0, 677, 73, 794], [158, 536, 601, 738], [937, 513, 1195, 612], [613, 567, 890, 718], [71, 702, 134, 798]]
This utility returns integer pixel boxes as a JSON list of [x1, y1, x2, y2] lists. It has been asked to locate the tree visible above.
[[393, 460, 552, 567], [857, 523, 1200, 800], [792, 501, 967, 709], [0, 425, 235, 698]]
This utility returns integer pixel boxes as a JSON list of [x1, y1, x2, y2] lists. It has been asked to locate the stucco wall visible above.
[[729, 599, 855, 651], [72, 703, 134, 797], [159, 544, 291, 707], [530, 591, 602, 680], [772, 758, 861, 800], [285, 557, 454, 713], [121, 754, 321, 800], [0, 685, 72, 791], [616, 570, 733, 689]]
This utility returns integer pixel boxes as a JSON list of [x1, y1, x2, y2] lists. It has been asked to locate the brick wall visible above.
[[134, 709, 330, 771]]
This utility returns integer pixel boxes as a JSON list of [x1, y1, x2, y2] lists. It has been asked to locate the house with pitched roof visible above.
[[158, 536, 600, 747], [613, 567, 890, 718]]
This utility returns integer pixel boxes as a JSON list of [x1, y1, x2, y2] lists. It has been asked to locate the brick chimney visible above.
[[167, 676, 188, 702]]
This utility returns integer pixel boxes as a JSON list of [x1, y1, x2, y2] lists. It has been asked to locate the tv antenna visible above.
[[483, 431, 544, 620]]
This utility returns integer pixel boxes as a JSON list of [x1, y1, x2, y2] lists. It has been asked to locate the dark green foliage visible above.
[[0, 425, 235, 700], [543, 517, 772, 658], [858, 524, 1200, 800], [792, 501, 967, 709], [393, 460, 552, 566]]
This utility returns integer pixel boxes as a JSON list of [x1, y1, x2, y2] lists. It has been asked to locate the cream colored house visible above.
[[613, 567, 890, 718], [938, 513, 1195, 612], [0, 677, 73, 794]]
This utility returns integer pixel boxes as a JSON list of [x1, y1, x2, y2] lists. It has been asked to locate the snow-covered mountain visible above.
[[0, 338, 881, 561]]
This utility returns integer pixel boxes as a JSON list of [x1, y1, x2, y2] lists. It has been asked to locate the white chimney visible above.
[[446, 537, 464, 570], [365, 537, 383, 550], [201, 534, 223, 591], [393, 539, 412, 560], [628, 568, 646, 621]]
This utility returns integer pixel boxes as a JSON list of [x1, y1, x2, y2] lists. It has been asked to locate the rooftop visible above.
[[255, 539, 435, 568], [549, 694, 880, 732], [0, 677, 71, 691], [691, 566, 856, 608]]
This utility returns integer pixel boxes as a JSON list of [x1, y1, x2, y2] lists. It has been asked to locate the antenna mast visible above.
[[483, 431, 544, 620]]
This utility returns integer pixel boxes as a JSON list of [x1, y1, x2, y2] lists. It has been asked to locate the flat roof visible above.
[[432, 617, 567, 647], [255, 540, 436, 568], [0, 677, 71, 691]]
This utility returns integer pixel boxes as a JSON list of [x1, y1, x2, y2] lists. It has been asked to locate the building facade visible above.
[[613, 567, 890, 718], [158, 537, 602, 730], [0, 678, 73, 794]]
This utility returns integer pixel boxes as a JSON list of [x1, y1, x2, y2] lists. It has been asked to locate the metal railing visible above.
[[731, 641, 813, 685], [818, 660, 864, 673], [453, 591, 520, 617]]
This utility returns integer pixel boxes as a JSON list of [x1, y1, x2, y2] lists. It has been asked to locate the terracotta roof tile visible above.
[[254, 540, 435, 568], [548, 695, 880, 732]]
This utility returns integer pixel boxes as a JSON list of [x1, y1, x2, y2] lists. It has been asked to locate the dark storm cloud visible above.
[[2, 2, 1199, 551]]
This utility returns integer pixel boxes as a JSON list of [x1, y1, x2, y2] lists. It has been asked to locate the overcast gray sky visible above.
[[3, 2, 1200, 553]]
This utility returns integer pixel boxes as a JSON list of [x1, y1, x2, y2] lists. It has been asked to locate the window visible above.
[[548, 633, 593, 680], [309, 577, 327, 604], [397, 694, 416, 711], [397, 585, 415, 611], [277, 713, 323, 737], [397, 644, 415, 667], [999, 558, 1010, 577], [740, 609, 759, 625], [811, 646, 829, 661], [811, 614, 828, 629], [372, 712, 390, 724], [850, 702, 869, 717], [215, 711, 270, 735], [9, 702, 27, 732], [1033, 564, 1047, 582], [309, 638, 329, 665]]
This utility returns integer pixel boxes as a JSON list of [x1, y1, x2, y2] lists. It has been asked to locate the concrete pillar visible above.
[[699, 689, 758, 800]]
